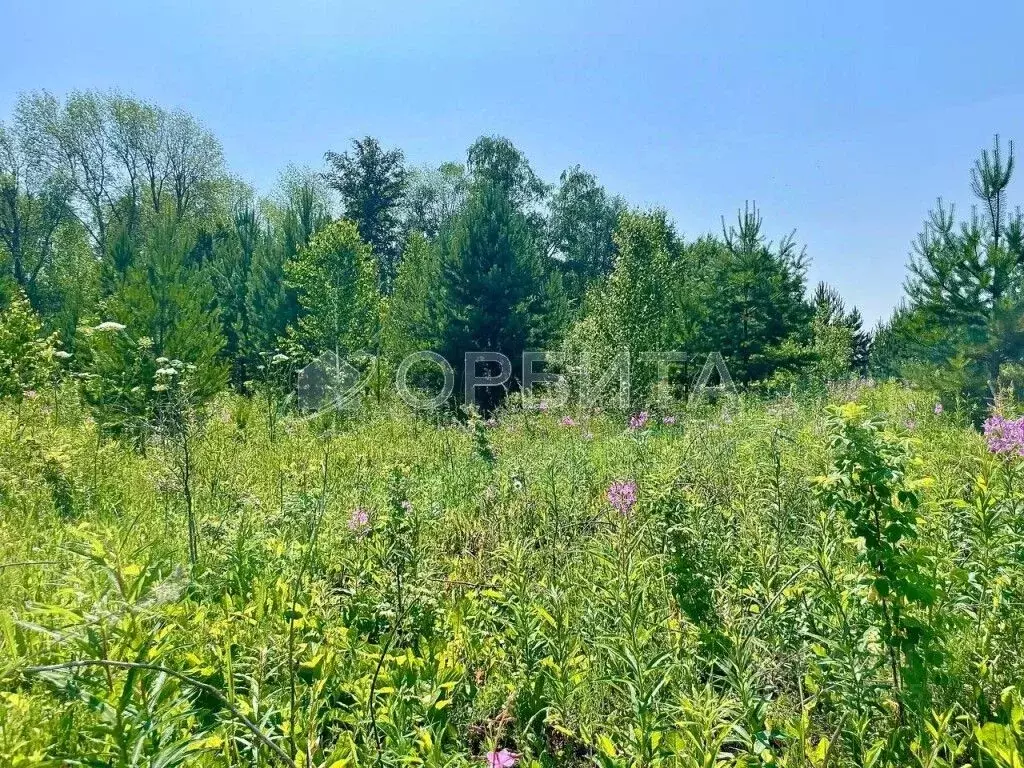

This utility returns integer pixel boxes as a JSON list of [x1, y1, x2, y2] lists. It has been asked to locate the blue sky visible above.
[[3, 0, 1023, 323]]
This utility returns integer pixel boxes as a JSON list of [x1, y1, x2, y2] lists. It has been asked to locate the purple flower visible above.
[[348, 507, 370, 531], [934, 403, 944, 415], [486, 750, 518, 768], [560, 416, 577, 427], [606, 480, 638, 515], [628, 411, 650, 430], [662, 416, 676, 426], [984, 414, 1024, 456]]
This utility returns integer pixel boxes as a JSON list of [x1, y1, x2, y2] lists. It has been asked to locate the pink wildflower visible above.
[[934, 403, 944, 415], [348, 507, 370, 531], [607, 480, 638, 515], [560, 416, 577, 427], [984, 414, 1024, 456], [628, 411, 649, 430], [662, 415, 676, 426], [486, 750, 518, 768], [537, 400, 549, 413]]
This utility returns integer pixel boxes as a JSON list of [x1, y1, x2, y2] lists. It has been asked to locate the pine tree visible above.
[[106, 211, 226, 397], [906, 135, 1024, 400], [437, 180, 560, 408], [702, 204, 812, 382], [210, 204, 261, 385]]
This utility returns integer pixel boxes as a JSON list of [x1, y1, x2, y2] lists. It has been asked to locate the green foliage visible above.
[[3, 383, 1024, 767], [0, 289, 59, 399], [898, 136, 1024, 405], [286, 218, 380, 360], [701, 204, 812, 382], [384, 231, 443, 361], [817, 403, 945, 733], [324, 137, 407, 291], [437, 181, 561, 407], [566, 209, 675, 407], [105, 212, 226, 398], [547, 165, 625, 309]]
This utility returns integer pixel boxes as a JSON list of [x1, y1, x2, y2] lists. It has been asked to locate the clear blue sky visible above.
[[3, 0, 1023, 324]]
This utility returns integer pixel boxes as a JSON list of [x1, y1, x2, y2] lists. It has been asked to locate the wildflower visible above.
[[560, 416, 577, 427], [53, 350, 72, 360], [401, 500, 413, 512], [23, 389, 38, 400], [905, 420, 917, 430], [155, 367, 178, 377], [537, 400, 549, 413], [94, 321, 126, 332], [662, 415, 676, 426], [984, 414, 1024, 456], [934, 403, 944, 415], [583, 431, 594, 441], [485, 418, 498, 428], [628, 411, 649, 430], [271, 353, 289, 364], [486, 750, 518, 768], [348, 507, 370, 531], [606, 480, 638, 515]]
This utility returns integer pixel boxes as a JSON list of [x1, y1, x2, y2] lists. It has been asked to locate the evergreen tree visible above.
[[324, 137, 406, 291], [106, 212, 226, 397], [384, 231, 442, 361], [210, 204, 261, 385], [906, 135, 1024, 401], [701, 204, 812, 382], [437, 180, 560, 408]]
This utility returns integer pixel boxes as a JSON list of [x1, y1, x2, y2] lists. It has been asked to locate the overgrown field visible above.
[[2, 385, 1024, 767]]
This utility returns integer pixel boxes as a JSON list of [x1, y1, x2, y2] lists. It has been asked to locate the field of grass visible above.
[[2, 384, 1024, 767]]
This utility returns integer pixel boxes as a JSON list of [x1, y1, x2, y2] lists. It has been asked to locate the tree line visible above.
[[1, 89, 1019, 420]]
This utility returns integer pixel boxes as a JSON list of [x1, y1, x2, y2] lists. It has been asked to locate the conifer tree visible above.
[[211, 204, 261, 385], [106, 211, 226, 397], [702, 204, 812, 382], [437, 180, 560, 408], [906, 135, 1024, 400]]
